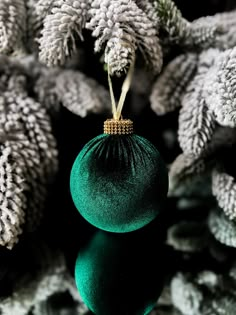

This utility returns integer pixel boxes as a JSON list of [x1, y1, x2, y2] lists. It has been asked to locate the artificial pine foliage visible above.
[[0, 0, 236, 314]]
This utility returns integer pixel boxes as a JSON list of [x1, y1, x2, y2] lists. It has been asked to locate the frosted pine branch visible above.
[[185, 17, 219, 49], [56, 70, 110, 117], [155, 0, 219, 48], [196, 271, 220, 291], [14, 56, 61, 114], [195, 10, 236, 50], [0, 58, 58, 248], [26, 0, 53, 52], [178, 79, 216, 157], [208, 208, 236, 248], [0, 241, 83, 315], [136, 0, 159, 24], [177, 49, 221, 156], [15, 94, 58, 231], [205, 47, 236, 127], [0, 144, 25, 249], [150, 53, 198, 115], [212, 167, 236, 221], [12, 92, 58, 180], [0, 90, 58, 236], [0, 0, 26, 54], [87, 0, 162, 75], [0, 58, 28, 93], [34, 67, 61, 114], [155, 0, 224, 49], [150, 48, 219, 120], [202, 295, 236, 315], [39, 0, 91, 66], [30, 60, 110, 117], [171, 270, 236, 315], [36, 0, 55, 17], [105, 31, 136, 77], [155, 0, 190, 41], [171, 273, 203, 315]]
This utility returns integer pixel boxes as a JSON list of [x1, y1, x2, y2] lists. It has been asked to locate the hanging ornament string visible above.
[[107, 60, 135, 120]]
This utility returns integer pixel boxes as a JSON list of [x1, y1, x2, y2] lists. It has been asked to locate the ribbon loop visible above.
[[107, 60, 135, 120]]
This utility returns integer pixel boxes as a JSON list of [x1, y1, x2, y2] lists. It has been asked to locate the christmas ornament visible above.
[[70, 62, 168, 232], [75, 225, 166, 315]]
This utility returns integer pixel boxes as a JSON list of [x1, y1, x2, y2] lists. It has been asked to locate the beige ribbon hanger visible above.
[[107, 60, 135, 120]]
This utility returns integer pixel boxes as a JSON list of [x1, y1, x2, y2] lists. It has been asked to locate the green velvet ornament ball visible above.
[[75, 225, 166, 315], [70, 119, 168, 233]]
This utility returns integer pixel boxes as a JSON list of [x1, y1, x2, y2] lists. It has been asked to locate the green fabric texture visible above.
[[70, 134, 168, 233], [75, 228, 165, 315]]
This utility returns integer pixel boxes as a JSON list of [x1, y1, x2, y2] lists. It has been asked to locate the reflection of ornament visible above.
[[70, 61, 168, 233], [75, 229, 165, 315]]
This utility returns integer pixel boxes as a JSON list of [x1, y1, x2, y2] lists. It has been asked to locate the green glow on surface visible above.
[[75, 230, 165, 315]]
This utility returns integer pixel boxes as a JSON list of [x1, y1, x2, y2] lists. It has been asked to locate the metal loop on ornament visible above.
[[104, 118, 133, 135]]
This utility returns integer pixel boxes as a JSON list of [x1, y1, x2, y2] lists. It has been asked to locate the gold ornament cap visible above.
[[104, 119, 134, 135]]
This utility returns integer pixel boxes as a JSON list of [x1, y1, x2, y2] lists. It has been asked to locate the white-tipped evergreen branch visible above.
[[26, 0, 54, 52], [171, 273, 203, 315], [154, 0, 220, 48], [136, 0, 159, 24], [0, 144, 25, 249], [206, 47, 236, 127], [155, 0, 189, 40], [195, 10, 236, 50], [0, 241, 84, 315], [0, 0, 26, 54], [171, 270, 236, 315], [150, 53, 198, 115], [178, 75, 216, 156], [39, 0, 91, 66], [87, 0, 162, 75], [56, 69, 110, 117], [33, 67, 61, 114], [208, 208, 236, 248], [177, 49, 221, 155], [0, 57, 58, 248], [212, 167, 236, 221]]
